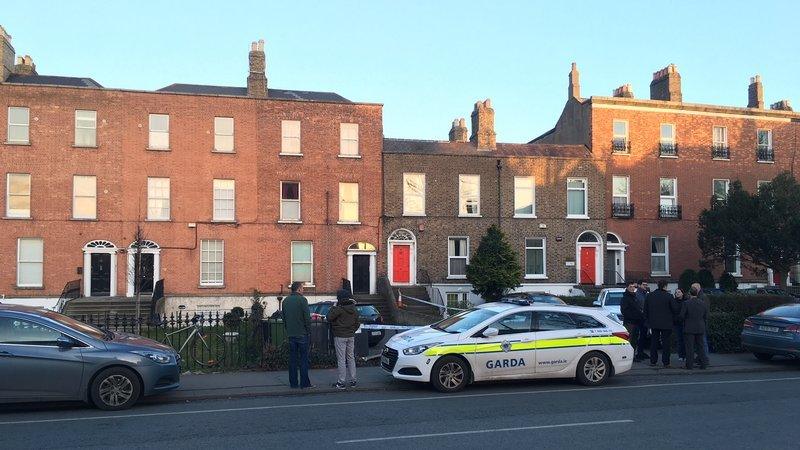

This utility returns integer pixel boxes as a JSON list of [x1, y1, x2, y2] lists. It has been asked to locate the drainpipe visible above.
[[496, 159, 502, 227]]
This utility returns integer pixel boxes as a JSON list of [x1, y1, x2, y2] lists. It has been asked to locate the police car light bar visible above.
[[500, 298, 532, 306]]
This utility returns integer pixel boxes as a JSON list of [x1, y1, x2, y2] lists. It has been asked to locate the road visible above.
[[1, 371, 799, 449]]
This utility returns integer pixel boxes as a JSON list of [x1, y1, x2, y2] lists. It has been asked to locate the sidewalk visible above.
[[149, 352, 798, 404]]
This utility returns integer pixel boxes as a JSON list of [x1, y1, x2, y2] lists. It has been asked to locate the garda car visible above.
[[382, 300, 632, 392]]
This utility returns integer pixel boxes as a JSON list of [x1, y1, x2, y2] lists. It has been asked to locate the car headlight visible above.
[[403, 343, 442, 356], [132, 350, 172, 364]]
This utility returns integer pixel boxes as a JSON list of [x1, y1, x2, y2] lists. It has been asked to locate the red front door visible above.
[[580, 247, 595, 284], [393, 245, 411, 283]]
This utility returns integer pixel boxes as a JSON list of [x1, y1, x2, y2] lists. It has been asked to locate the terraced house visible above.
[[0, 25, 382, 314], [535, 63, 800, 285]]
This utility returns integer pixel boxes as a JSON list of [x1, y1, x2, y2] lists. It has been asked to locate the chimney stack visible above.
[[612, 84, 634, 98], [0, 25, 15, 82], [449, 118, 468, 142], [748, 75, 764, 109], [247, 39, 267, 98], [13, 55, 36, 76], [470, 99, 496, 150], [568, 62, 580, 99], [770, 100, 793, 112], [650, 64, 682, 102]]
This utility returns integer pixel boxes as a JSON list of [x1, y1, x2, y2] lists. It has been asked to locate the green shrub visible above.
[[222, 312, 242, 329], [260, 341, 339, 370], [705, 294, 790, 353], [697, 269, 715, 288], [718, 272, 738, 292], [678, 269, 698, 292]]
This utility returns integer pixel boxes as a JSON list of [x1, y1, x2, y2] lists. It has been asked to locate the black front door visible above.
[[90, 253, 111, 297], [136, 253, 155, 294], [352, 255, 371, 294]]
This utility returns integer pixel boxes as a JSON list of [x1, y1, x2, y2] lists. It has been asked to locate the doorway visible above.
[[83, 240, 118, 297], [352, 255, 370, 294], [387, 229, 416, 285], [347, 242, 377, 295], [90, 253, 112, 297]]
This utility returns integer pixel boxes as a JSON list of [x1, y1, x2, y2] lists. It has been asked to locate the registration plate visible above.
[[759, 326, 780, 332], [381, 356, 390, 366], [371, 331, 382, 336]]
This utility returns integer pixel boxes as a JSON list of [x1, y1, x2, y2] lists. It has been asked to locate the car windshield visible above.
[[762, 305, 800, 318], [604, 292, 624, 306], [310, 304, 331, 315], [356, 305, 379, 316], [432, 308, 499, 334], [37, 309, 108, 340]]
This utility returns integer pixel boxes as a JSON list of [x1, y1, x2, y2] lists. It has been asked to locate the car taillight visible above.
[[613, 331, 630, 341], [743, 319, 754, 329], [786, 325, 800, 334]]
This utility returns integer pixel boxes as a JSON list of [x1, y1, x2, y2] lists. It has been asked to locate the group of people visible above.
[[621, 280, 710, 370], [281, 282, 360, 389]]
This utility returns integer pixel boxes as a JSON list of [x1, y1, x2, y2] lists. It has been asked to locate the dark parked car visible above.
[[499, 292, 567, 305], [740, 287, 800, 300], [741, 303, 800, 361], [309, 302, 385, 346], [0, 304, 180, 410]]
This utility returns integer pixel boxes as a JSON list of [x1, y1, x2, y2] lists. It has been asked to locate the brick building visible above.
[[383, 100, 607, 304], [535, 63, 800, 285], [0, 26, 382, 312]]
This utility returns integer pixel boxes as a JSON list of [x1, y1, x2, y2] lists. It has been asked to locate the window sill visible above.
[[524, 275, 548, 280], [16, 285, 44, 290], [72, 144, 99, 149], [514, 214, 537, 219], [566, 215, 590, 220], [447, 276, 467, 280], [198, 284, 225, 289], [4, 141, 31, 146], [71, 218, 98, 221], [659, 155, 678, 159], [757, 160, 775, 164], [338, 154, 362, 159], [650, 273, 671, 277], [458, 214, 482, 218], [147, 147, 171, 152], [731, 273, 743, 278], [279, 152, 303, 157], [337, 221, 362, 225], [146, 218, 172, 222], [402, 213, 426, 217], [712, 158, 730, 161], [278, 220, 303, 224], [611, 151, 631, 156], [212, 149, 236, 154], [3, 216, 32, 220]]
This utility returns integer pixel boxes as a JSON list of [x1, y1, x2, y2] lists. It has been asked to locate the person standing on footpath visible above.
[[691, 282, 712, 362], [621, 281, 648, 361], [672, 289, 687, 362], [327, 289, 360, 390], [644, 280, 677, 367], [681, 287, 710, 370], [282, 281, 314, 389]]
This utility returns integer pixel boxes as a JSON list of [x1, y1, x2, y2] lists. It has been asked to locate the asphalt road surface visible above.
[[2, 372, 799, 449]]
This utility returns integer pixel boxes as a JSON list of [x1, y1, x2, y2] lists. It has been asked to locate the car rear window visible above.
[[762, 305, 800, 318], [356, 305, 379, 316], [604, 292, 623, 306], [571, 314, 605, 328], [532, 296, 566, 305]]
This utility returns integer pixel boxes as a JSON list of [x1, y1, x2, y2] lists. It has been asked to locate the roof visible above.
[[383, 138, 590, 158], [5, 73, 103, 88], [156, 83, 351, 103]]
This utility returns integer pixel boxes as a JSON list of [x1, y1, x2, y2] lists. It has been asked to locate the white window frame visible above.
[[524, 237, 547, 279], [338, 182, 360, 224], [757, 180, 770, 190], [458, 174, 481, 217], [74, 110, 97, 147], [757, 129, 773, 149], [17, 237, 43, 288], [402, 173, 426, 217], [712, 179, 730, 202], [650, 236, 669, 276], [199, 239, 224, 287], [612, 175, 630, 204], [213, 179, 236, 222], [291, 241, 314, 286], [213, 117, 234, 152], [72, 175, 97, 220], [513, 176, 536, 218], [612, 119, 629, 152], [6, 173, 31, 218], [339, 123, 360, 157], [447, 236, 469, 279], [7, 106, 30, 144], [713, 126, 728, 147], [279, 181, 301, 223], [659, 178, 677, 206], [566, 177, 588, 219], [660, 123, 676, 145], [148, 114, 170, 150], [280, 120, 301, 156], [147, 177, 171, 221], [725, 244, 742, 277]]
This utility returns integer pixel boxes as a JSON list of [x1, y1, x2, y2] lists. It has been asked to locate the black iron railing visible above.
[[611, 202, 634, 218], [757, 146, 774, 162], [659, 143, 678, 157], [659, 204, 682, 219], [611, 138, 630, 153], [712, 145, 730, 159]]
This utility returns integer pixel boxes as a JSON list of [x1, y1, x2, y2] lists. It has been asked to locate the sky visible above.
[[4, 1, 798, 143]]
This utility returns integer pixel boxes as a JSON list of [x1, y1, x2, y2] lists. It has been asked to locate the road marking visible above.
[[335, 419, 634, 444], [1, 375, 798, 426]]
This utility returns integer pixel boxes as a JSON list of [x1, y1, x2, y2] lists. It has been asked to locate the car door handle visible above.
[[0, 350, 13, 357]]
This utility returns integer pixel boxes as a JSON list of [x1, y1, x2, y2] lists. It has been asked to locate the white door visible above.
[[472, 311, 536, 380], [533, 310, 587, 374]]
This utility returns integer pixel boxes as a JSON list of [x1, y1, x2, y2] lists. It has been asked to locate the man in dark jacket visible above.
[[681, 290, 709, 370], [644, 279, 677, 367], [620, 281, 648, 361], [282, 282, 313, 388], [327, 289, 360, 389]]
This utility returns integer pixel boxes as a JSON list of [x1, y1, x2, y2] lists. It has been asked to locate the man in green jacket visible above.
[[282, 282, 313, 388]]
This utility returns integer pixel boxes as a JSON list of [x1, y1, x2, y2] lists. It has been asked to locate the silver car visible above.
[[0, 304, 180, 410]]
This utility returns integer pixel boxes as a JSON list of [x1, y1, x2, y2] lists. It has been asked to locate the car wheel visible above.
[[576, 352, 611, 386], [90, 367, 142, 411], [754, 352, 774, 361], [431, 356, 470, 393]]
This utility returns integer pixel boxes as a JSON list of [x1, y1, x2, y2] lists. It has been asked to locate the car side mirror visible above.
[[482, 327, 499, 338], [592, 300, 601, 306], [56, 336, 75, 348]]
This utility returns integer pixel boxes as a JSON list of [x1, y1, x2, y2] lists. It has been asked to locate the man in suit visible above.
[[621, 281, 648, 361], [644, 279, 677, 367], [682, 287, 710, 369]]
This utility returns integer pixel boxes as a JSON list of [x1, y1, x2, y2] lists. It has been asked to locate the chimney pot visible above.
[[13, 53, 36, 76], [650, 64, 682, 102], [748, 74, 764, 109], [449, 117, 468, 143], [247, 38, 267, 98], [470, 99, 496, 150], [613, 84, 634, 98], [770, 100, 793, 111]]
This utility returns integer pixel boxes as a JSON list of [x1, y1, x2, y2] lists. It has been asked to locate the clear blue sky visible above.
[[4, 1, 798, 142]]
